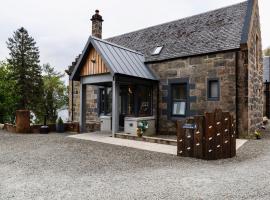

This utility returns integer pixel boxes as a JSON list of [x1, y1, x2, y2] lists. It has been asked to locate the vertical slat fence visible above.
[[177, 109, 236, 160]]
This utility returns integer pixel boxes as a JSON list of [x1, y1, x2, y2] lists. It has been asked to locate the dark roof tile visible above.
[[106, 1, 248, 62]]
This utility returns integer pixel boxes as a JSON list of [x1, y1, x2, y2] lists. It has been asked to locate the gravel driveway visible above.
[[0, 130, 270, 200]]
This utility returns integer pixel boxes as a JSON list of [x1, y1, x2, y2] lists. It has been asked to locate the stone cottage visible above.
[[66, 0, 263, 137]]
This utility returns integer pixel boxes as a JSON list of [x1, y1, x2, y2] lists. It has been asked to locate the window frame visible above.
[[151, 46, 163, 55], [99, 87, 112, 115], [168, 78, 189, 120], [207, 78, 220, 101], [136, 85, 153, 117]]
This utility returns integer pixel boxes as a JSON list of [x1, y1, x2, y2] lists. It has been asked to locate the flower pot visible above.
[[56, 124, 65, 133], [256, 135, 261, 140]]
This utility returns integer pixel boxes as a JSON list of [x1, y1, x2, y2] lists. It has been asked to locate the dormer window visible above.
[[152, 46, 163, 55]]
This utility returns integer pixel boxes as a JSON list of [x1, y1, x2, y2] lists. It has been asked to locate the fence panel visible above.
[[204, 112, 216, 160], [184, 118, 195, 157], [222, 112, 232, 158], [193, 116, 204, 159], [230, 119, 236, 157], [177, 109, 236, 160], [177, 120, 185, 157], [214, 109, 224, 160]]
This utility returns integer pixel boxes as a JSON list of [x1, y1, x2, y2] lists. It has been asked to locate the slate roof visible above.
[[107, 1, 249, 62], [70, 36, 157, 81], [68, 1, 251, 75], [264, 57, 270, 82]]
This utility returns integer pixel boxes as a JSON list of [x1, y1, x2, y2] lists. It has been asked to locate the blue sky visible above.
[[0, 0, 269, 82]]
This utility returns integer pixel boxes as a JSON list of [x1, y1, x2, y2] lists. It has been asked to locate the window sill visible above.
[[207, 98, 220, 101], [170, 116, 186, 121]]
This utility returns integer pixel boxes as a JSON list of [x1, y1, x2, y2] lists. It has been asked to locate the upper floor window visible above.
[[152, 46, 163, 55]]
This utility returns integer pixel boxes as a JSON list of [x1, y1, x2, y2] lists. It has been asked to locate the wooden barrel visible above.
[[16, 110, 30, 133]]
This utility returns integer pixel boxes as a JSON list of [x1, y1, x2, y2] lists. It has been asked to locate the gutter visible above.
[[145, 48, 241, 64]]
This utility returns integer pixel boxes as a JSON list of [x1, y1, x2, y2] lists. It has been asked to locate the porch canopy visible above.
[[70, 36, 158, 134]]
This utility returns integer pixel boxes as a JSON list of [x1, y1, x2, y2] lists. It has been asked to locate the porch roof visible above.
[[70, 36, 158, 81]]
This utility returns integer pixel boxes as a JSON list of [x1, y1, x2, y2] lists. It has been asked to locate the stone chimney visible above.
[[91, 10, 103, 38]]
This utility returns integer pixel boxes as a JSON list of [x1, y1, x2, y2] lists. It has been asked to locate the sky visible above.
[[0, 0, 269, 83]]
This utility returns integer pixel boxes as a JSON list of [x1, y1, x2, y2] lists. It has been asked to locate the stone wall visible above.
[[68, 80, 100, 132], [245, 0, 263, 136], [148, 51, 237, 135]]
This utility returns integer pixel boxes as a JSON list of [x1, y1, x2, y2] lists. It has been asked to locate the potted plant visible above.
[[137, 120, 149, 137], [254, 130, 261, 140], [56, 117, 64, 133]]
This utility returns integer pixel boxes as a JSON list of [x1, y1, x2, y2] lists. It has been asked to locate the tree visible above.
[[6, 27, 43, 114], [42, 63, 68, 123], [264, 47, 270, 56], [0, 61, 18, 123]]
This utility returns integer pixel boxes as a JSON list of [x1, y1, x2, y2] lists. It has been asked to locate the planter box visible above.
[[56, 124, 65, 133], [124, 116, 156, 136], [100, 115, 111, 131]]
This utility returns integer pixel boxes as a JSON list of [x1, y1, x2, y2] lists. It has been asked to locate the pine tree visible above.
[[6, 27, 44, 114], [42, 63, 68, 123]]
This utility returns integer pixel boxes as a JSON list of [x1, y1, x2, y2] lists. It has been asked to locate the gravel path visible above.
[[0, 130, 270, 200]]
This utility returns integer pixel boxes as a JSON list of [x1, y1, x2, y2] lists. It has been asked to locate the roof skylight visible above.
[[152, 46, 163, 55]]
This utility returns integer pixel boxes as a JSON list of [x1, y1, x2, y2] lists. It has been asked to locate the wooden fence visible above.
[[177, 109, 236, 160]]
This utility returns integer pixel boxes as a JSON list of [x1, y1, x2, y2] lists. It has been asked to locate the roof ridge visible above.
[[91, 36, 144, 56], [106, 1, 248, 40]]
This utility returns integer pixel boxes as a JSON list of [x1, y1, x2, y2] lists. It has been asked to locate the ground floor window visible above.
[[171, 83, 187, 116], [100, 85, 153, 118], [120, 85, 153, 117], [120, 86, 135, 116], [208, 79, 220, 100], [137, 85, 152, 116], [99, 87, 112, 115]]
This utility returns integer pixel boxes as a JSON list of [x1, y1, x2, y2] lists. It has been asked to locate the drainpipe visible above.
[[235, 51, 239, 138], [156, 83, 160, 134], [71, 80, 74, 121]]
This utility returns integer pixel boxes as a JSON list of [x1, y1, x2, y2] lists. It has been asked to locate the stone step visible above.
[[115, 133, 177, 146]]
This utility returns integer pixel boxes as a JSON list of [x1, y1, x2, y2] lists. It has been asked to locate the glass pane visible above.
[[172, 84, 187, 100], [172, 101, 186, 115], [209, 81, 219, 98], [106, 87, 112, 114], [138, 86, 152, 116], [152, 46, 163, 55], [120, 86, 134, 116], [100, 88, 105, 114]]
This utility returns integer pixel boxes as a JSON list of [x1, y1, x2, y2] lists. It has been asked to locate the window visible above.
[[99, 87, 112, 115], [137, 86, 152, 116], [119, 85, 153, 117], [208, 79, 220, 100], [152, 46, 163, 55], [120, 86, 135, 116], [171, 84, 187, 116]]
